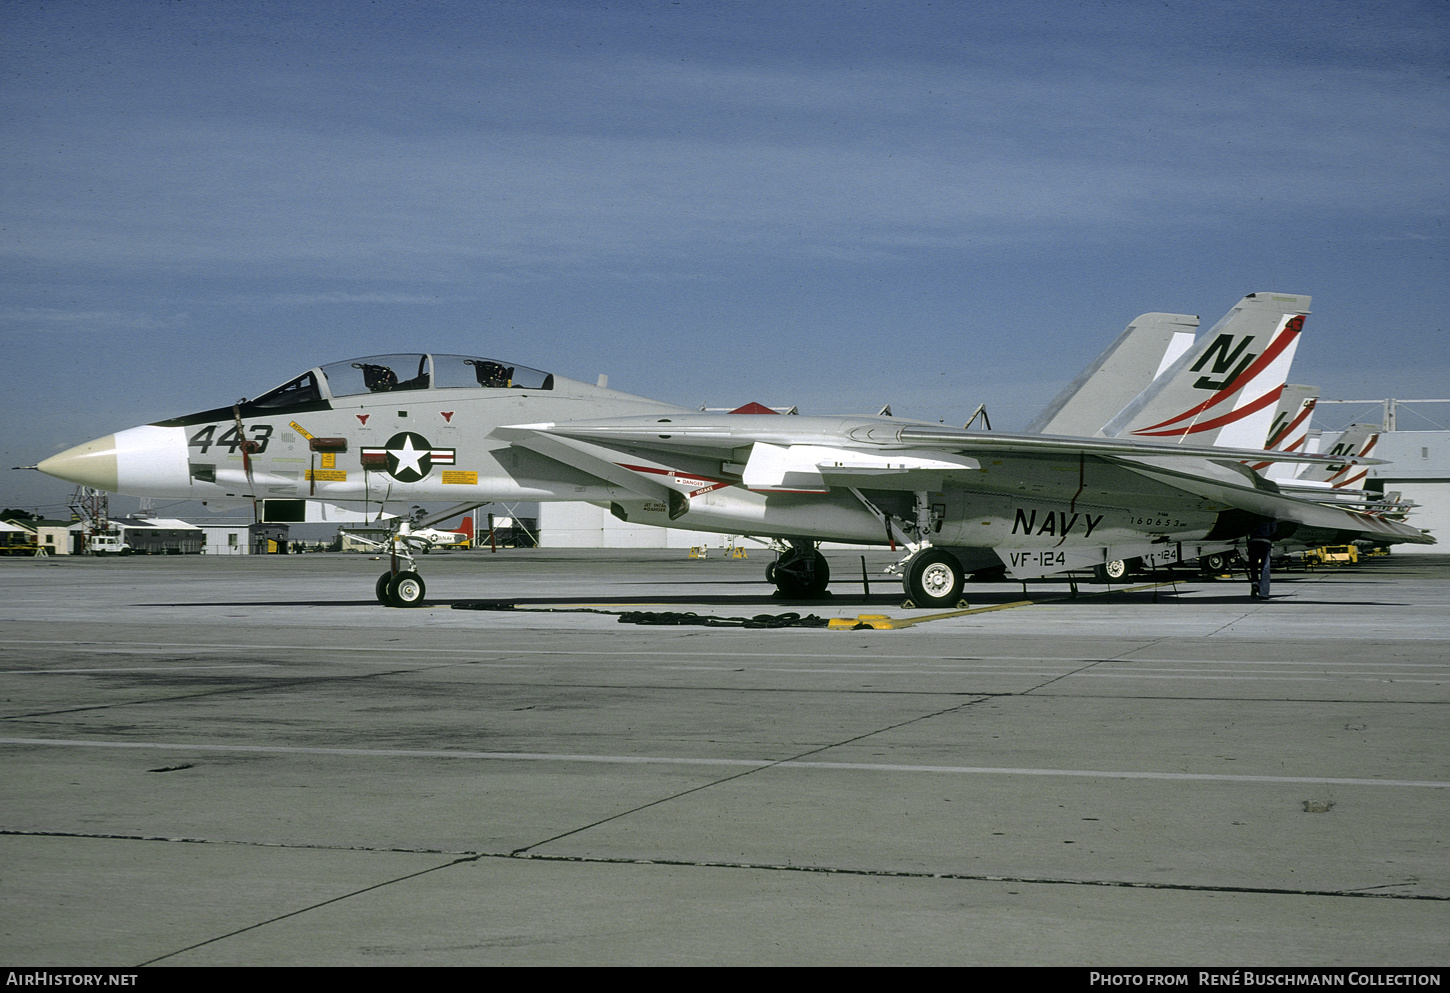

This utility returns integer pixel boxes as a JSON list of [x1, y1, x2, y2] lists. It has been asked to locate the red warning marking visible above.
[[1133, 386, 1283, 438]]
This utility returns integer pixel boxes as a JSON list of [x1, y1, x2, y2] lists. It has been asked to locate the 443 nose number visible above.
[[189, 424, 273, 455]]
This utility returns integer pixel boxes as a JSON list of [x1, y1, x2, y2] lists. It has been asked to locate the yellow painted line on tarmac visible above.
[[829, 601, 1032, 629], [829, 580, 1185, 630]]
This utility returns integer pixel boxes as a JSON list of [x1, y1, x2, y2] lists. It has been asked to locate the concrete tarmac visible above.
[[1, 549, 1447, 966]]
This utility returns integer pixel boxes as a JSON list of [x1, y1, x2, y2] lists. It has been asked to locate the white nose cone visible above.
[[38, 425, 191, 496]]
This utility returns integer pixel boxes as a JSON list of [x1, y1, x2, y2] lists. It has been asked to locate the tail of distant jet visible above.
[[1026, 312, 1199, 437], [1297, 422, 1381, 489], [1248, 383, 1318, 479], [1101, 292, 1308, 449]]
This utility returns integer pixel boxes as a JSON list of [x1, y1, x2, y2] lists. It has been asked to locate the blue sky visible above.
[[3, 0, 1446, 516]]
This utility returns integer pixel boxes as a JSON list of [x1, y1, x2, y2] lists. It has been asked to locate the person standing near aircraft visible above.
[[1247, 519, 1275, 599]]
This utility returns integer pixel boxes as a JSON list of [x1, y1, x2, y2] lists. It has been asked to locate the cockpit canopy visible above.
[[249, 353, 554, 409]]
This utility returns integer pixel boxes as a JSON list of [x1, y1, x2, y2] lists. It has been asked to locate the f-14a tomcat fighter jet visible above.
[[36, 292, 1433, 606]]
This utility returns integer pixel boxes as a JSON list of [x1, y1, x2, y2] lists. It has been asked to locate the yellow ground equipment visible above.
[[1304, 545, 1358, 567]]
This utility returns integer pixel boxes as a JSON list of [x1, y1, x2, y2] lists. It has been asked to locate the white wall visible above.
[[1371, 430, 1448, 554], [201, 527, 249, 555]]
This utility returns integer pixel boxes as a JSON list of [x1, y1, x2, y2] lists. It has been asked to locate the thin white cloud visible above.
[[0, 306, 181, 333]]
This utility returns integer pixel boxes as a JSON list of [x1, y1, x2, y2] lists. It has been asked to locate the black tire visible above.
[[1202, 553, 1229, 574], [375, 571, 394, 605], [774, 551, 830, 598], [387, 571, 427, 608], [804, 552, 830, 597], [904, 548, 964, 608], [764, 561, 777, 585]]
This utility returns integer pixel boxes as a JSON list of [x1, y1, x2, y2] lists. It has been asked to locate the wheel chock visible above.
[[828, 614, 901, 630]]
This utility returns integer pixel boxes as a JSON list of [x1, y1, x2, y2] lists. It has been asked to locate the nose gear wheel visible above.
[[386, 570, 427, 607]]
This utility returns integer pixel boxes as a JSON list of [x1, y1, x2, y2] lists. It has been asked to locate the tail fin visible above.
[[1249, 384, 1318, 479], [1101, 292, 1309, 448], [1298, 423, 1381, 488], [1026, 312, 1198, 436]]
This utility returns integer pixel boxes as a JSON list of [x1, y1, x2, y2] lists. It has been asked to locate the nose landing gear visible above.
[[364, 520, 433, 607]]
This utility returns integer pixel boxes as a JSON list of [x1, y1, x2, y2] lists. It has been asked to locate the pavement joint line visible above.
[[2, 830, 1442, 904], [137, 853, 486, 966], [508, 696, 990, 854], [501, 851, 1450, 901], [10, 640, 1442, 667], [3, 738, 1446, 788]]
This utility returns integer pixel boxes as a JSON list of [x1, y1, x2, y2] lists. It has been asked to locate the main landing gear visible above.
[[849, 487, 966, 609], [768, 539, 831, 599], [765, 538, 970, 609], [901, 547, 965, 609], [1092, 557, 1132, 583], [1200, 551, 1240, 576]]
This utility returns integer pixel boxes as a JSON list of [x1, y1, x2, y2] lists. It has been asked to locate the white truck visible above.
[[87, 532, 131, 555]]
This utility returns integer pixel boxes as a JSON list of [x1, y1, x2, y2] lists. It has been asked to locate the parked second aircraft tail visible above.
[[1025, 312, 1198, 437]]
